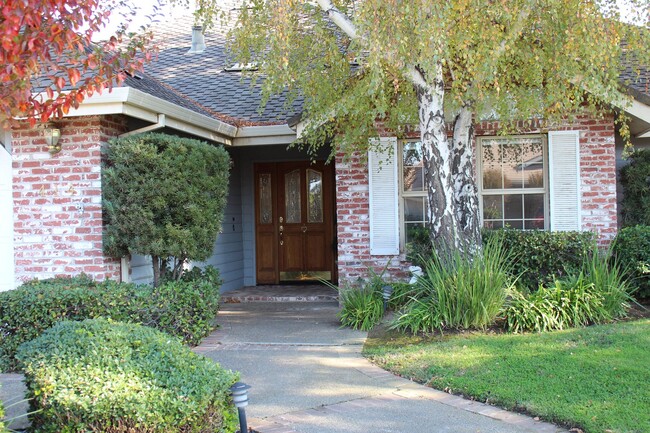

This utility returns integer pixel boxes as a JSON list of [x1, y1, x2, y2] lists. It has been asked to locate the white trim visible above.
[[368, 137, 400, 256], [0, 146, 15, 291], [548, 130, 582, 231], [33, 88, 237, 144]]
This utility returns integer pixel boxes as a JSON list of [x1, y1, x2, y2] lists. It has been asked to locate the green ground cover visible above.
[[364, 319, 650, 433]]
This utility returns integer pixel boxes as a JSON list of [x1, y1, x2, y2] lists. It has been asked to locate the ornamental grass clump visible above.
[[17, 319, 238, 433], [504, 252, 634, 333], [393, 238, 513, 334]]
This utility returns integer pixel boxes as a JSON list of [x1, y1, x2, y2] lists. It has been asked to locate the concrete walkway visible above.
[[198, 302, 566, 433], [1, 301, 567, 432]]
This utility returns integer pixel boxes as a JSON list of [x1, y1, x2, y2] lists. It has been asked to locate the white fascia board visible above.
[[234, 124, 297, 146], [32, 87, 237, 144], [625, 98, 650, 124]]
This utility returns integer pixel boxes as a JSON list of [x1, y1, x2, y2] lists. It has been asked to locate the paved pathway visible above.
[[1, 301, 567, 432], [198, 302, 567, 433]]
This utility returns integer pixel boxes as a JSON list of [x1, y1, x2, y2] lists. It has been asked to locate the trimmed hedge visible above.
[[613, 225, 650, 299], [483, 229, 596, 291], [0, 271, 221, 372], [17, 319, 237, 433]]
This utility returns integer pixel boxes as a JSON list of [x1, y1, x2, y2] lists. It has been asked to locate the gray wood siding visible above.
[[198, 151, 244, 292]]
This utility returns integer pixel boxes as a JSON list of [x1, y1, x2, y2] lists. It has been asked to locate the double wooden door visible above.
[[254, 161, 335, 284]]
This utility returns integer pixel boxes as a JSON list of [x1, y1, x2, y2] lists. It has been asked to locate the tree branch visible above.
[[314, 0, 359, 40]]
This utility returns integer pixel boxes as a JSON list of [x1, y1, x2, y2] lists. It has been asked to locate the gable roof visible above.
[[142, 14, 303, 126]]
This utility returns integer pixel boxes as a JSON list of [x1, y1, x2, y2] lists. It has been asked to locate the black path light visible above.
[[230, 381, 252, 433], [382, 285, 393, 313]]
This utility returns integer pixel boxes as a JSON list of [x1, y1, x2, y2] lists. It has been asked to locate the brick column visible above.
[[12, 115, 127, 284]]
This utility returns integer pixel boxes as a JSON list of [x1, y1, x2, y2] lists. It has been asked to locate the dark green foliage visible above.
[[613, 225, 650, 299], [405, 225, 433, 268], [387, 282, 418, 311], [103, 132, 230, 284], [620, 149, 650, 226], [0, 270, 221, 372], [483, 229, 596, 291], [17, 319, 237, 433], [504, 253, 633, 333], [393, 237, 513, 334]]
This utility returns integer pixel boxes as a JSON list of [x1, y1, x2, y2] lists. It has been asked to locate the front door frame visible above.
[[254, 161, 337, 285]]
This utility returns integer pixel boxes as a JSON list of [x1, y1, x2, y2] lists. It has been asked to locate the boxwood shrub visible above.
[[612, 225, 650, 299], [483, 229, 596, 291], [0, 270, 221, 372], [17, 319, 237, 433]]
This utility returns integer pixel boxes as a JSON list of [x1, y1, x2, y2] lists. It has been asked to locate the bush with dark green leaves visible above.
[[613, 225, 650, 299], [17, 319, 237, 433], [620, 149, 650, 226], [103, 132, 230, 285], [0, 270, 221, 372], [483, 229, 596, 291]]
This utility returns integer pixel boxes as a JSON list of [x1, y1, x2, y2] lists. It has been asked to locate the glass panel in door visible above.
[[285, 169, 301, 223], [307, 169, 323, 223]]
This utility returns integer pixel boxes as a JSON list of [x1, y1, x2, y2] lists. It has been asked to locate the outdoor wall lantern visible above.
[[382, 285, 393, 312], [230, 381, 252, 433], [45, 127, 62, 154]]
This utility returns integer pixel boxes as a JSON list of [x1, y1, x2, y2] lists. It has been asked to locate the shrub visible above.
[[483, 229, 596, 291], [388, 282, 418, 311], [0, 386, 5, 433], [504, 253, 633, 333], [17, 319, 237, 433], [613, 225, 650, 299], [103, 132, 231, 286], [619, 149, 650, 226], [0, 270, 221, 372], [393, 238, 513, 334]]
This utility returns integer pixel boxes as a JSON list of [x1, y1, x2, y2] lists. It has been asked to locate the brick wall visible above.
[[12, 115, 127, 285], [335, 113, 618, 283]]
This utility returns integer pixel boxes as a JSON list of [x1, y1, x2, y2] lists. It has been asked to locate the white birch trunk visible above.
[[416, 65, 458, 253]]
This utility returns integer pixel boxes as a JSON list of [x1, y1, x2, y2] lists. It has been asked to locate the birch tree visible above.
[[196, 0, 648, 255]]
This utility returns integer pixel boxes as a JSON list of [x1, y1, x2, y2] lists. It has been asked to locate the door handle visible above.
[[301, 226, 307, 233]]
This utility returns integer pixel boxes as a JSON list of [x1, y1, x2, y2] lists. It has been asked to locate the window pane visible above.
[[481, 141, 502, 190], [504, 194, 523, 219], [285, 169, 301, 223], [504, 220, 524, 229], [502, 141, 523, 189], [307, 169, 323, 223], [404, 197, 425, 222], [521, 138, 544, 188], [405, 223, 426, 243], [524, 193, 544, 219], [403, 141, 424, 192], [525, 219, 545, 230], [259, 174, 272, 225], [483, 220, 503, 229], [483, 195, 503, 220]]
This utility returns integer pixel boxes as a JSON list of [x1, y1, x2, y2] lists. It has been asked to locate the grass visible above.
[[364, 319, 650, 433]]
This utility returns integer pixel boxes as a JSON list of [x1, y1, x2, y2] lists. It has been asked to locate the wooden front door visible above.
[[254, 161, 335, 284]]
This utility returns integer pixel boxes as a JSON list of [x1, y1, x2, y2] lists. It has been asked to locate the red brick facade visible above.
[[335, 114, 618, 283], [12, 115, 127, 284]]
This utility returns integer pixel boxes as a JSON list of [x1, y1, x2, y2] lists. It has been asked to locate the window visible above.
[[478, 135, 548, 230], [399, 140, 427, 246], [398, 135, 548, 248]]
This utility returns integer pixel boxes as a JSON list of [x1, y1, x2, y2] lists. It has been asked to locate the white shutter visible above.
[[368, 137, 400, 255], [0, 145, 15, 291], [548, 131, 581, 231]]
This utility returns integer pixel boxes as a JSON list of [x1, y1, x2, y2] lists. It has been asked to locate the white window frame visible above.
[[477, 134, 550, 230], [398, 139, 428, 250]]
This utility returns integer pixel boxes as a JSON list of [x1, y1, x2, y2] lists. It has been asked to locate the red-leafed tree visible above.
[[0, 0, 159, 128]]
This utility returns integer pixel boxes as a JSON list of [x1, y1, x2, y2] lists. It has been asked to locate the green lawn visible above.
[[363, 319, 650, 433]]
